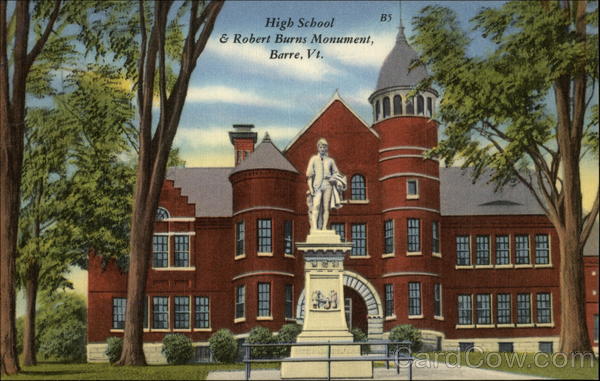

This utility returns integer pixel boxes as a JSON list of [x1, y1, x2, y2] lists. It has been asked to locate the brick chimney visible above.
[[229, 124, 257, 165]]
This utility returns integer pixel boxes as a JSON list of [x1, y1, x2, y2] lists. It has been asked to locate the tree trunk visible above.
[[23, 263, 40, 366]]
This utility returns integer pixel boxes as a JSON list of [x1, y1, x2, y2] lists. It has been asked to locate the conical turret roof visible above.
[[230, 133, 298, 175]]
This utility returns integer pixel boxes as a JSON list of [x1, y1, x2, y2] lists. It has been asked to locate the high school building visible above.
[[87, 27, 599, 363]]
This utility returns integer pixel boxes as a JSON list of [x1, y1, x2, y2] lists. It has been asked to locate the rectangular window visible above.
[[458, 294, 472, 325], [152, 235, 168, 268], [195, 296, 210, 329], [434, 283, 442, 317], [495, 235, 510, 265], [384, 219, 394, 254], [283, 220, 293, 255], [539, 342, 553, 353], [174, 235, 190, 267], [235, 285, 245, 319], [536, 293, 552, 323], [456, 236, 471, 265], [517, 293, 531, 324], [385, 284, 394, 317], [535, 234, 549, 264], [407, 218, 420, 252], [236, 221, 245, 256], [408, 282, 421, 316], [595, 314, 599, 342], [257, 219, 272, 253], [459, 342, 474, 352], [432, 222, 440, 254], [112, 297, 126, 329], [515, 235, 530, 264], [351, 223, 367, 256], [497, 294, 511, 324], [174, 296, 190, 329], [475, 236, 490, 265], [143, 297, 148, 329], [331, 223, 345, 241], [499, 342, 514, 353], [258, 283, 271, 317], [476, 294, 491, 324], [152, 296, 169, 329], [407, 179, 418, 197], [284, 284, 293, 319]]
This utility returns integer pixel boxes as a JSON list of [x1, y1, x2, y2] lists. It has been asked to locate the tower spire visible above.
[[396, 0, 406, 42]]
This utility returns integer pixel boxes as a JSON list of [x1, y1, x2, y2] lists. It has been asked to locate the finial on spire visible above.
[[396, 0, 407, 43], [263, 132, 271, 142]]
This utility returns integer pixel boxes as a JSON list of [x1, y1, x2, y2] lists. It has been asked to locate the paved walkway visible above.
[[207, 360, 548, 380]]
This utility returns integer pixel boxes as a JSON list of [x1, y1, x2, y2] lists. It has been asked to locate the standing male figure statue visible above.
[[306, 138, 346, 231]]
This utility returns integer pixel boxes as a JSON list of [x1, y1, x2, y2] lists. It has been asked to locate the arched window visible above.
[[375, 100, 380, 121], [417, 95, 424, 115], [427, 97, 434, 117], [393, 95, 402, 115], [156, 207, 170, 221], [406, 97, 414, 115], [382, 97, 390, 118], [351, 174, 366, 200]]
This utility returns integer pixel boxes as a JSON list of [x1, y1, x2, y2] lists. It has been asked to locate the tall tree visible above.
[[89, 0, 224, 365], [412, 0, 598, 353], [1, 1, 64, 374]]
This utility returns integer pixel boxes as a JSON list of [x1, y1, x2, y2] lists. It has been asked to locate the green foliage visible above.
[[105, 337, 123, 365], [275, 323, 302, 357], [16, 316, 25, 355], [247, 326, 276, 359], [208, 329, 238, 364], [35, 292, 87, 362], [168, 147, 187, 168], [161, 334, 194, 365], [351, 327, 370, 354], [389, 325, 422, 353]]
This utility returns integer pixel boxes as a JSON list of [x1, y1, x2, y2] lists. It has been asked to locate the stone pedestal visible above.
[[281, 230, 373, 379]]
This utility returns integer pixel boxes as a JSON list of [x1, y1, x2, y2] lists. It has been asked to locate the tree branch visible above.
[[25, 0, 61, 71], [136, 0, 147, 121]]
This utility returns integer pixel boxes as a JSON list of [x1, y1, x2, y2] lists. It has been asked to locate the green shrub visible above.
[[351, 327, 370, 353], [275, 323, 302, 357], [247, 326, 276, 359], [389, 324, 422, 353], [38, 319, 87, 362], [162, 334, 194, 365], [209, 329, 238, 363], [105, 337, 123, 364]]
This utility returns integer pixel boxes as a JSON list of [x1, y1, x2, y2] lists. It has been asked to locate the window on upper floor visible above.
[[384, 219, 394, 254], [427, 97, 434, 117], [112, 297, 126, 329], [156, 207, 170, 221], [257, 219, 272, 253], [174, 296, 190, 329], [331, 223, 345, 241], [406, 97, 414, 114], [393, 95, 402, 115], [284, 220, 293, 255], [351, 174, 366, 200], [475, 236, 490, 265], [434, 283, 442, 317], [535, 234, 549, 264], [517, 293, 531, 324], [385, 284, 394, 317], [408, 282, 421, 316], [375, 100, 381, 121], [236, 221, 245, 257], [456, 236, 471, 265], [407, 218, 420, 253], [536, 293, 552, 324], [406, 179, 418, 199], [152, 235, 168, 268], [383, 96, 390, 118], [258, 282, 271, 317], [417, 95, 425, 115], [351, 223, 367, 256], [284, 284, 294, 319], [195, 296, 210, 329], [515, 235, 530, 264], [497, 294, 511, 324], [476, 294, 491, 324], [174, 235, 190, 267], [457, 294, 472, 325], [235, 285, 245, 319], [495, 235, 510, 265], [153, 296, 169, 329], [432, 222, 440, 254]]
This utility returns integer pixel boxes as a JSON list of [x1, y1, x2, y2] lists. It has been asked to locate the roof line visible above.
[[284, 91, 379, 152]]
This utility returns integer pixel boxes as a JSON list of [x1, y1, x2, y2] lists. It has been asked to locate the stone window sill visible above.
[[257, 252, 273, 257], [285, 318, 297, 322], [193, 328, 212, 332], [257, 316, 273, 321], [455, 265, 473, 269], [432, 252, 442, 258], [153, 266, 196, 271], [343, 199, 370, 204], [494, 264, 513, 269], [514, 264, 533, 268], [406, 251, 422, 256], [406, 195, 419, 200], [434, 315, 444, 321], [151, 329, 171, 332], [475, 324, 495, 328], [349, 255, 371, 259], [408, 315, 424, 320], [474, 265, 493, 269], [516, 323, 534, 327], [110, 329, 124, 333], [455, 324, 475, 329], [382, 253, 395, 258], [174, 329, 192, 332], [234, 317, 246, 324], [235, 254, 246, 260], [284, 254, 295, 259], [385, 315, 397, 321], [536, 323, 554, 328], [496, 323, 515, 328], [534, 264, 553, 268]]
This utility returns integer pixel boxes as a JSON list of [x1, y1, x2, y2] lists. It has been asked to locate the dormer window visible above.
[[156, 207, 170, 221], [393, 95, 402, 115], [383, 97, 390, 118]]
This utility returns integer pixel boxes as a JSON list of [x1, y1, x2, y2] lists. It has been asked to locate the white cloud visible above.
[[321, 32, 396, 68], [205, 38, 341, 81], [186, 85, 288, 108]]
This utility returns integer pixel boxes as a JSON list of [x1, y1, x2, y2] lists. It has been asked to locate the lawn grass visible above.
[[2, 361, 279, 380], [416, 351, 599, 380]]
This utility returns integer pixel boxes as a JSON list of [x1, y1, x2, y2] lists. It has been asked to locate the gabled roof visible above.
[[230, 133, 299, 175], [584, 221, 598, 257], [284, 91, 379, 152], [166, 167, 233, 217], [440, 167, 545, 216]]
